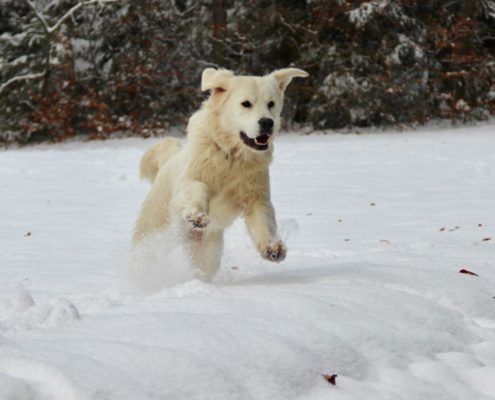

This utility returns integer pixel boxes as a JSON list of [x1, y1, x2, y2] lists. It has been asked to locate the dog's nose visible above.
[[258, 118, 274, 133]]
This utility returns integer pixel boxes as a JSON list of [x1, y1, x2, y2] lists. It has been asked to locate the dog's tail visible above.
[[140, 138, 182, 182]]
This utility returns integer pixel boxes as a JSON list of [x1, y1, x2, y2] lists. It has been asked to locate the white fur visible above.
[[133, 67, 309, 280]]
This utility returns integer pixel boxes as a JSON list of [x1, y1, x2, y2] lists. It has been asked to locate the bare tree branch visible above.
[[0, 72, 44, 95], [24, 0, 50, 34], [49, 0, 117, 34], [2, 0, 119, 95], [24, 0, 118, 35]]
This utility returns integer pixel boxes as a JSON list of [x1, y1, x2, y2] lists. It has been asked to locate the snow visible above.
[[348, 1, 390, 28], [385, 34, 424, 67], [1, 124, 495, 399]]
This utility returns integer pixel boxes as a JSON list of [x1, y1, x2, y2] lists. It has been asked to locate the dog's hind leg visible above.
[[188, 229, 224, 281], [133, 183, 172, 243]]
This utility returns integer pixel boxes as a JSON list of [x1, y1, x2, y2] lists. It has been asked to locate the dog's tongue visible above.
[[255, 134, 269, 145]]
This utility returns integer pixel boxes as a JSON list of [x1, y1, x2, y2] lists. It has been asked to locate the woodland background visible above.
[[1, 0, 494, 144]]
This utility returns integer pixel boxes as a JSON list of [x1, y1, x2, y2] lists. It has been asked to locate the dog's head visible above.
[[201, 68, 309, 152]]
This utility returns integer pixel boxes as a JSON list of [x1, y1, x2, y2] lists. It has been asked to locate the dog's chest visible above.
[[198, 154, 267, 226], [210, 160, 263, 201]]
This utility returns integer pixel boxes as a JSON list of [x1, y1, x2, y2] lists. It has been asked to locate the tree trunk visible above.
[[41, 34, 51, 96], [212, 0, 226, 66], [460, 0, 477, 18]]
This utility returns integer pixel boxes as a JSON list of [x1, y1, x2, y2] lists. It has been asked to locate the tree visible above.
[[1, 0, 494, 144]]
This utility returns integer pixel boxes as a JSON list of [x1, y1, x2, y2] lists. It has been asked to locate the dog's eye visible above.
[[268, 101, 275, 109], [241, 101, 252, 108]]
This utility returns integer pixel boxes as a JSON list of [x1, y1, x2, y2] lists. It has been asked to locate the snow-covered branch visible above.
[[25, 0, 50, 33], [2, 0, 119, 95], [0, 72, 44, 95], [49, 0, 118, 34], [24, 0, 118, 35], [348, 0, 390, 28], [479, 0, 495, 19]]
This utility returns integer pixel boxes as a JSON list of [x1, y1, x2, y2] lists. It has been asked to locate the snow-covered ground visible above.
[[1, 125, 494, 400]]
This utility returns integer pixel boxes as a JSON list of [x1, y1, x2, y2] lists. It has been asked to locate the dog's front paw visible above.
[[185, 210, 209, 230], [262, 240, 287, 262]]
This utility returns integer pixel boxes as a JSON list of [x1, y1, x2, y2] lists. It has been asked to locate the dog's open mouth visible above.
[[240, 131, 271, 151]]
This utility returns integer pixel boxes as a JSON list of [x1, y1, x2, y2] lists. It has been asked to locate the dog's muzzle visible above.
[[239, 118, 274, 151], [240, 131, 272, 151]]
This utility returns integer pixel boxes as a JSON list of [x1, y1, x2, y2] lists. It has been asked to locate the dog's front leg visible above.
[[174, 180, 210, 230], [245, 201, 286, 262]]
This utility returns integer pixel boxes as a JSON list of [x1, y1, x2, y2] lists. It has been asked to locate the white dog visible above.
[[133, 67, 308, 279]]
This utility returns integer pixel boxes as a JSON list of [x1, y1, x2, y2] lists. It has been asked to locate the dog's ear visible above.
[[201, 68, 234, 93], [270, 68, 309, 92]]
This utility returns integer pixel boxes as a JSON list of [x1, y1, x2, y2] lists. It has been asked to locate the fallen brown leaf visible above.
[[439, 227, 446, 232], [482, 237, 492, 242], [24, 232, 31, 237], [322, 374, 338, 385], [459, 269, 479, 276]]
